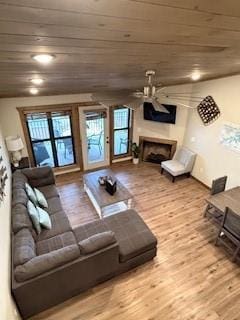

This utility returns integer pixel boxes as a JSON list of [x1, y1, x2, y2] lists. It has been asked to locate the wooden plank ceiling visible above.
[[1, 0, 240, 98]]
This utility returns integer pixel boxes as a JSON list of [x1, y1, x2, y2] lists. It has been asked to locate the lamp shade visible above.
[[5, 136, 24, 152]]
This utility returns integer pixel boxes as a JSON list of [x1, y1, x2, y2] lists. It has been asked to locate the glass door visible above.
[[80, 107, 110, 170]]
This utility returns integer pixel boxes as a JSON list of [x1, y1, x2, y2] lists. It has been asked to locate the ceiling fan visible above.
[[91, 70, 204, 112]]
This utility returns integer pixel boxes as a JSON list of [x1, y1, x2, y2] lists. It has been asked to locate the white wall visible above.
[[133, 84, 192, 147], [183, 75, 240, 189], [0, 93, 92, 157], [0, 125, 20, 320]]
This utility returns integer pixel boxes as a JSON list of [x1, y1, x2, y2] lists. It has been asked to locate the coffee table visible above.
[[83, 169, 133, 219]]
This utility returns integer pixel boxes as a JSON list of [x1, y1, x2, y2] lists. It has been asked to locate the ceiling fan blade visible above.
[[151, 98, 170, 113], [156, 86, 167, 92]]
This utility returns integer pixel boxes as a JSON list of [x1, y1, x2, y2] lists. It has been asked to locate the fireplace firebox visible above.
[[139, 136, 177, 164]]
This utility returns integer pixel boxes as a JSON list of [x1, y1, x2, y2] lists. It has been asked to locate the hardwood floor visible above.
[[30, 162, 240, 320]]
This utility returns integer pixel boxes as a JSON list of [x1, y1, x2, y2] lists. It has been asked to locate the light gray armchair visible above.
[[161, 147, 196, 182]]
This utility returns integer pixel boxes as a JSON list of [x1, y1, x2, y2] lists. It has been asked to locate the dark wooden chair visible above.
[[204, 176, 227, 222], [211, 176, 228, 195], [215, 207, 240, 262]]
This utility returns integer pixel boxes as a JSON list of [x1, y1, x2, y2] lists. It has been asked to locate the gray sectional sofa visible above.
[[11, 167, 157, 319]]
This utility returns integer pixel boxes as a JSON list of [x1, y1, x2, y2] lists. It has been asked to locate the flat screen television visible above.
[[143, 102, 177, 124]]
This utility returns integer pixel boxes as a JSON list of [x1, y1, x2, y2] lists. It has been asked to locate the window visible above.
[[113, 106, 132, 156], [26, 111, 75, 167]]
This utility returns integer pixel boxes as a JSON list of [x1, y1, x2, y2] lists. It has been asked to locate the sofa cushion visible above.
[[27, 201, 41, 235], [14, 228, 36, 267], [78, 231, 116, 254], [73, 219, 110, 242], [104, 210, 157, 263], [47, 196, 63, 215], [12, 171, 28, 189], [12, 203, 33, 234], [36, 231, 77, 255], [12, 188, 28, 207], [38, 185, 59, 200], [34, 188, 48, 208], [14, 245, 80, 282], [36, 211, 72, 241]]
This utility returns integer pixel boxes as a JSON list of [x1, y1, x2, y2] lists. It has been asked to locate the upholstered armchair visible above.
[[161, 147, 196, 182]]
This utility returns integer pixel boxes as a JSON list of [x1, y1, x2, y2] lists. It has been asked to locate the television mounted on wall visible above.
[[143, 102, 177, 124]]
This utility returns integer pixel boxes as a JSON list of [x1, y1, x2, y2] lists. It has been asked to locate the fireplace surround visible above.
[[139, 136, 177, 164]]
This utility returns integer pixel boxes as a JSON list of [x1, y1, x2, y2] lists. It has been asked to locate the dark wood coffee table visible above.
[[83, 169, 133, 218]]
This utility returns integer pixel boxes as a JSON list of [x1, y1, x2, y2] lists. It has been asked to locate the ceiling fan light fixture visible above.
[[32, 54, 55, 64], [30, 78, 44, 85]]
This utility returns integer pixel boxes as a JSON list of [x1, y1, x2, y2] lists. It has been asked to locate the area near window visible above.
[[18, 103, 82, 171], [26, 111, 75, 167], [111, 106, 133, 159]]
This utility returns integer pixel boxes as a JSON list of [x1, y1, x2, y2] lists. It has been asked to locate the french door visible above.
[[79, 107, 110, 170], [26, 111, 76, 167]]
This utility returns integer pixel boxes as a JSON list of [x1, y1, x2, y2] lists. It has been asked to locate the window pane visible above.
[[27, 113, 49, 140], [32, 141, 54, 167], [52, 114, 72, 138], [55, 137, 74, 166], [114, 129, 129, 155], [114, 108, 129, 129]]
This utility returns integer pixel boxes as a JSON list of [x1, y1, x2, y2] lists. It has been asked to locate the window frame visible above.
[[110, 105, 133, 161], [25, 111, 76, 168], [18, 103, 85, 172]]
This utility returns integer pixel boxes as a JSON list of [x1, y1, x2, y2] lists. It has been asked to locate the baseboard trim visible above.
[[191, 175, 210, 189]]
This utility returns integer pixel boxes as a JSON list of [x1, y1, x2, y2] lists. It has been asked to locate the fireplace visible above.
[[139, 136, 177, 164]]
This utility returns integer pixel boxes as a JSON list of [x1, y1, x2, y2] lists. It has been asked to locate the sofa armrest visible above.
[[22, 166, 55, 187]]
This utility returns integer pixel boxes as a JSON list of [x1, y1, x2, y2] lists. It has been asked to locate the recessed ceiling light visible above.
[[30, 78, 44, 85], [32, 54, 55, 64], [191, 71, 201, 81], [29, 88, 39, 95]]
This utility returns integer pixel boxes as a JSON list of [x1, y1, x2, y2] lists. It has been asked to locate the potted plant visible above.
[[131, 142, 140, 164]]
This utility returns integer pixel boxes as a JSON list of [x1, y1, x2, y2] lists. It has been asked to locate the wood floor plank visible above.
[[30, 162, 240, 320]]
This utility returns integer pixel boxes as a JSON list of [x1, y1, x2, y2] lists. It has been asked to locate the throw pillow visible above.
[[34, 188, 48, 209], [27, 200, 41, 235], [25, 183, 37, 205], [36, 206, 52, 230]]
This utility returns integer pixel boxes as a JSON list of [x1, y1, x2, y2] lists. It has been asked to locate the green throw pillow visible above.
[[36, 206, 52, 230], [25, 183, 37, 205], [34, 188, 48, 209], [27, 200, 41, 234]]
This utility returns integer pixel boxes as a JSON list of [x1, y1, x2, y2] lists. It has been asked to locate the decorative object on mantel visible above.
[[0, 145, 8, 205], [131, 142, 140, 164], [5, 135, 24, 167], [197, 96, 220, 126], [220, 122, 240, 153]]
